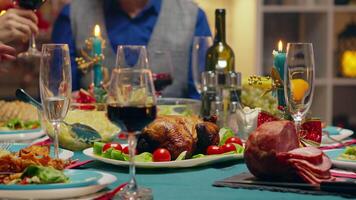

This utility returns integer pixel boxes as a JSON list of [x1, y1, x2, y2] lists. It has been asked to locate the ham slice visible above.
[[277, 147, 323, 165], [294, 165, 335, 184], [288, 155, 332, 174]]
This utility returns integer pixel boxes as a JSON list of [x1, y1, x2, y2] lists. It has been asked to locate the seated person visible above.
[[52, 0, 211, 98]]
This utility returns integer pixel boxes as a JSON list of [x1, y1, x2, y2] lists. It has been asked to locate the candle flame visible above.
[[94, 25, 101, 37], [278, 40, 283, 52]]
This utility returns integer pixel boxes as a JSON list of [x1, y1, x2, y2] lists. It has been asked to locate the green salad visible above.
[[7, 165, 69, 185], [340, 146, 356, 161], [0, 118, 40, 131]]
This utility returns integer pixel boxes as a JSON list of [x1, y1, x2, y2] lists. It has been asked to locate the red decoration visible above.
[[257, 111, 322, 146]]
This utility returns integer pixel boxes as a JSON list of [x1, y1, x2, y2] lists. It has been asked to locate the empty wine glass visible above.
[[107, 68, 156, 200], [284, 43, 315, 134], [14, 0, 47, 58], [192, 36, 213, 94], [39, 44, 72, 158]]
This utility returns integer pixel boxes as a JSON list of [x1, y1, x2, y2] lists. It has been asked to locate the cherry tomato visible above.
[[153, 148, 171, 162], [225, 137, 243, 146], [122, 146, 129, 154], [222, 143, 236, 153], [103, 143, 122, 152], [206, 145, 223, 155]]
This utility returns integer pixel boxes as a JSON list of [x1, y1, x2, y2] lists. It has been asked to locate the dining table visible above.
[[72, 151, 349, 200]]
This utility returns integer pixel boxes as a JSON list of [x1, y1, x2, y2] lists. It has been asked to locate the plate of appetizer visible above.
[[84, 116, 244, 168], [0, 101, 44, 142], [0, 166, 117, 199], [324, 146, 356, 170], [0, 144, 116, 199]]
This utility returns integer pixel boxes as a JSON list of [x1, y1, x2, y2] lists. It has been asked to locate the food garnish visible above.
[[340, 146, 356, 161], [153, 148, 171, 162]]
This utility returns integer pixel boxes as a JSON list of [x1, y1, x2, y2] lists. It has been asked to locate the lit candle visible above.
[[273, 40, 286, 107], [93, 24, 103, 87]]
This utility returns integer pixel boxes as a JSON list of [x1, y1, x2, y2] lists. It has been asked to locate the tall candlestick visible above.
[[273, 40, 286, 107], [93, 25, 103, 87]]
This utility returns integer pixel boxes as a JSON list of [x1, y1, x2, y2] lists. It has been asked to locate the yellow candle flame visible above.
[[278, 40, 283, 52], [0, 10, 6, 16], [94, 25, 101, 37]]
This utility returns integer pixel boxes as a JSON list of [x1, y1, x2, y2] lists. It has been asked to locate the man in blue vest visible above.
[[52, 0, 211, 98]]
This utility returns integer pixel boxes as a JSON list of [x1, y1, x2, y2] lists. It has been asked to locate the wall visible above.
[[195, 0, 257, 77]]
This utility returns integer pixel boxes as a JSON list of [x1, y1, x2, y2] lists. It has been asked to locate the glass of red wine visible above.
[[149, 51, 174, 97], [13, 0, 46, 58], [107, 68, 157, 200]]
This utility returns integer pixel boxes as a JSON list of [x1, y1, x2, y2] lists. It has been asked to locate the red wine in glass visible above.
[[14, 0, 46, 58], [15, 0, 46, 10], [153, 73, 173, 93], [107, 104, 157, 132]]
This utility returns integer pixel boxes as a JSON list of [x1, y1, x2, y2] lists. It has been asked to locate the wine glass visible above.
[[13, 0, 47, 58], [107, 68, 156, 200], [284, 43, 315, 134], [116, 45, 149, 69], [192, 36, 213, 94], [149, 51, 174, 97], [39, 44, 72, 159]]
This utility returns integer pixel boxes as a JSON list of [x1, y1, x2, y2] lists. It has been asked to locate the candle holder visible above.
[[75, 32, 108, 103]]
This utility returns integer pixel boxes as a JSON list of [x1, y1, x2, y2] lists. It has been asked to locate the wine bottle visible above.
[[205, 9, 235, 73]]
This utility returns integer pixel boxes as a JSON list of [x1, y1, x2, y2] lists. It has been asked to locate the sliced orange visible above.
[[291, 79, 309, 102]]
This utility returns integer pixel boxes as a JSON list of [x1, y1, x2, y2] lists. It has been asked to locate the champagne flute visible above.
[[107, 68, 156, 200], [284, 43, 315, 134], [192, 36, 213, 94], [39, 44, 72, 159], [13, 0, 47, 58]]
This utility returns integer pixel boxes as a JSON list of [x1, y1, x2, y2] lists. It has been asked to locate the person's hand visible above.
[[0, 8, 38, 44], [0, 43, 16, 61]]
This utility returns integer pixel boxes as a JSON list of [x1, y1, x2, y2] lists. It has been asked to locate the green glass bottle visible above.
[[205, 9, 235, 73]]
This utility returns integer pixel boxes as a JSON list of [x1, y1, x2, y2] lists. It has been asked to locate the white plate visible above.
[[83, 147, 244, 168], [321, 127, 354, 145], [0, 128, 45, 142], [324, 148, 356, 170], [0, 171, 117, 200]]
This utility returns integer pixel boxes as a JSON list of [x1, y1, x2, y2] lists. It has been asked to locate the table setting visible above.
[[1, 7, 356, 200]]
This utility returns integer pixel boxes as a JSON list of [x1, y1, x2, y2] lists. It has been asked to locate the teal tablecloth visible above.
[[73, 152, 348, 200]]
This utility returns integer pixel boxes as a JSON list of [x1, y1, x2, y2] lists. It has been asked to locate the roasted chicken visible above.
[[137, 115, 219, 159]]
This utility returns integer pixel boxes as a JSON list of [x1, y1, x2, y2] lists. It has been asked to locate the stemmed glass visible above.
[[192, 36, 213, 94], [116, 45, 149, 70], [107, 68, 156, 200], [284, 43, 315, 134], [13, 0, 47, 58], [149, 51, 174, 97], [39, 44, 72, 159]]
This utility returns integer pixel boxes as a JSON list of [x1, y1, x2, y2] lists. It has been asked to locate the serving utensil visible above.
[[15, 88, 101, 144], [0, 142, 11, 151]]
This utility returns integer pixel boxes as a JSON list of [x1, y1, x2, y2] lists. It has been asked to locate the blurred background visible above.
[[0, 0, 355, 131]]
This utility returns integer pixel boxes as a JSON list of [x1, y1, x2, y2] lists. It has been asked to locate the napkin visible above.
[[213, 172, 356, 198]]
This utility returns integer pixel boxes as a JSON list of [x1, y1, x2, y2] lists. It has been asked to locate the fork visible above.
[[0, 142, 11, 151], [322, 130, 345, 147]]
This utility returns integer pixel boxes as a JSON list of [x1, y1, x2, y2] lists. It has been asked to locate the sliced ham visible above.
[[277, 147, 323, 165], [295, 166, 335, 184], [288, 155, 332, 174], [292, 163, 331, 179]]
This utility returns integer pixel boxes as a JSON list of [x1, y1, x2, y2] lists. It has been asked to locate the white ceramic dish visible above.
[[83, 147, 243, 168], [0, 128, 45, 142], [321, 127, 354, 145], [0, 171, 116, 200], [324, 148, 356, 171]]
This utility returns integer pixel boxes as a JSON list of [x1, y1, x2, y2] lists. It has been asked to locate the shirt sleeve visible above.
[[187, 8, 212, 99], [51, 4, 80, 91]]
